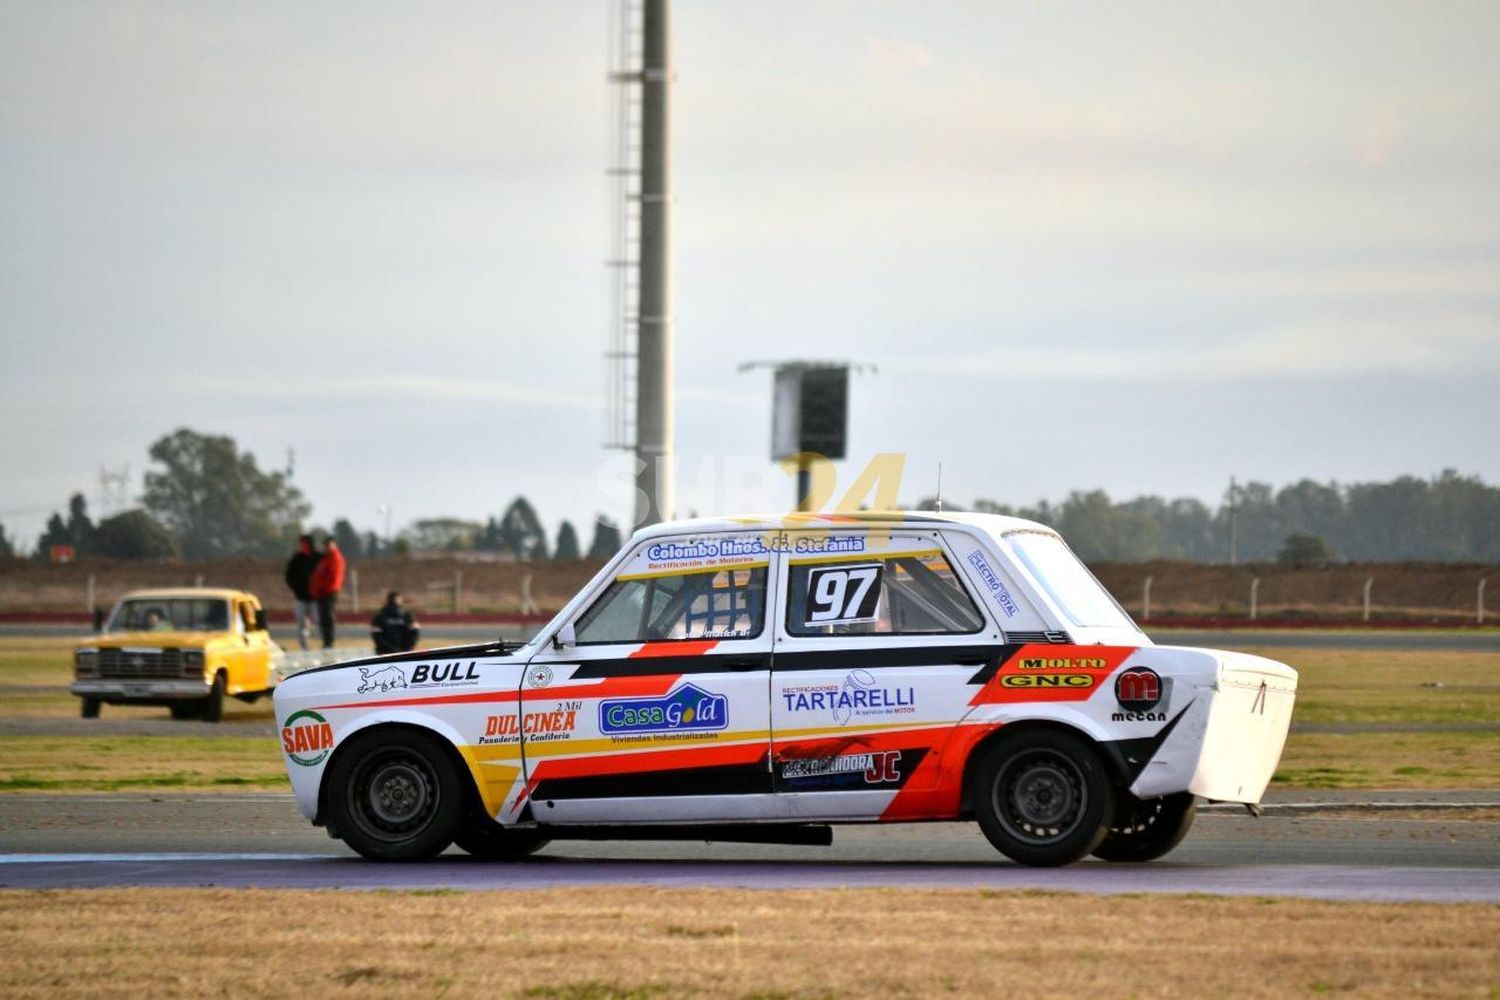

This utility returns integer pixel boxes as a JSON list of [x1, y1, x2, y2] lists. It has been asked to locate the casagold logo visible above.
[[281, 709, 334, 766]]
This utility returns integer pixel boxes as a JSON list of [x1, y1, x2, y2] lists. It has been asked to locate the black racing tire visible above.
[[80, 697, 101, 719], [169, 702, 200, 720], [327, 728, 463, 861], [971, 728, 1114, 867], [453, 819, 550, 861], [201, 673, 226, 723], [1091, 792, 1197, 863]]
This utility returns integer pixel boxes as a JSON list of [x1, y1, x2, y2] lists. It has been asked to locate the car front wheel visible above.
[[1091, 792, 1197, 862], [80, 697, 100, 719], [972, 729, 1114, 867], [328, 729, 463, 861]]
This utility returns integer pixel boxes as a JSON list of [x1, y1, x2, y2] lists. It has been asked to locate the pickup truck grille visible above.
[[98, 648, 183, 679]]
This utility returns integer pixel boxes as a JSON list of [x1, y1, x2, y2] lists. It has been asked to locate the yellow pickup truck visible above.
[[72, 588, 277, 722]]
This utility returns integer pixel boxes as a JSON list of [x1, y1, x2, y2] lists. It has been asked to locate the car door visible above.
[[769, 527, 999, 821], [518, 530, 778, 824]]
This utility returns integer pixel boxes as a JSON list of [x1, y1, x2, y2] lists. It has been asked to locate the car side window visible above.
[[786, 546, 984, 637], [575, 565, 768, 644]]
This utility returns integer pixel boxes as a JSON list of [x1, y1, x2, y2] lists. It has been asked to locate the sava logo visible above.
[[599, 683, 728, 735], [281, 709, 334, 766], [357, 665, 406, 693]]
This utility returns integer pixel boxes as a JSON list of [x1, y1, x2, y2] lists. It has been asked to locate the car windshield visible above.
[[107, 598, 231, 633], [1003, 532, 1138, 630]]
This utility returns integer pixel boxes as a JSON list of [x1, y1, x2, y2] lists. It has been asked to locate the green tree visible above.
[[66, 494, 95, 553], [141, 428, 311, 559], [586, 515, 622, 560], [1277, 533, 1334, 567], [495, 497, 548, 560], [553, 520, 581, 561], [332, 518, 364, 559], [0, 522, 14, 559], [92, 510, 178, 560]]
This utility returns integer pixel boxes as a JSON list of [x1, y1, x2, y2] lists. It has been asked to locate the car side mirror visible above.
[[553, 622, 577, 650], [254, 609, 268, 632]]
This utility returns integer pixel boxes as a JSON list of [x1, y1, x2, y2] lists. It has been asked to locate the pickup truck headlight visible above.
[[182, 650, 206, 678], [75, 651, 98, 678]]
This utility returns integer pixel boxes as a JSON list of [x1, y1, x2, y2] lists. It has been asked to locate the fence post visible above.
[[1480, 578, 1488, 626], [1250, 577, 1260, 621], [520, 572, 540, 616], [1141, 575, 1152, 622], [1363, 577, 1374, 623], [194, 573, 204, 588], [85, 574, 96, 613], [453, 570, 463, 614], [351, 569, 360, 614]]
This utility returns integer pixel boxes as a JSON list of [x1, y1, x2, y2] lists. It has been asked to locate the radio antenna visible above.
[[935, 462, 944, 513]]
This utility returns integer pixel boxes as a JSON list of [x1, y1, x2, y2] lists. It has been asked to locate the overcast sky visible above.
[[2, 1, 1497, 548]]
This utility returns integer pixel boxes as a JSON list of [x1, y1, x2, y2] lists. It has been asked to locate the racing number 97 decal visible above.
[[804, 563, 883, 626]]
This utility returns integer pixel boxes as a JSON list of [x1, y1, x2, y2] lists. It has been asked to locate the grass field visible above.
[[1, 639, 1496, 793], [2, 887, 1497, 998]]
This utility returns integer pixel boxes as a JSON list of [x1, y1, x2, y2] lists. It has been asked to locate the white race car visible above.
[[274, 512, 1297, 866]]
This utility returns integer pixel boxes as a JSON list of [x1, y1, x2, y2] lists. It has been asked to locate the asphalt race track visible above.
[[1, 792, 1496, 901]]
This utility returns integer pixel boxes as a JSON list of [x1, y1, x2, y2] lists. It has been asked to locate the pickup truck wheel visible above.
[[201, 673, 226, 722], [1091, 792, 1197, 862], [169, 702, 199, 720], [328, 729, 461, 861], [453, 820, 549, 861], [972, 729, 1113, 867], [80, 697, 101, 719]]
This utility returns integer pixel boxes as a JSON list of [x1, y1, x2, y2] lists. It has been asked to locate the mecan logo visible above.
[[1000, 673, 1095, 689], [1115, 667, 1163, 712], [281, 709, 334, 766]]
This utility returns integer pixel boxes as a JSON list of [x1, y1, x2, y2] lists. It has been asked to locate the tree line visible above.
[[940, 469, 1500, 564], [8, 428, 622, 563]]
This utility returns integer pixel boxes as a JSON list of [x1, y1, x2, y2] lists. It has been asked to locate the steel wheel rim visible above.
[[993, 748, 1087, 845], [349, 750, 440, 842]]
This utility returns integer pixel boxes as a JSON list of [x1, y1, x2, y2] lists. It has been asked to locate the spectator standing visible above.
[[370, 591, 421, 654], [308, 537, 347, 649], [283, 534, 320, 651]]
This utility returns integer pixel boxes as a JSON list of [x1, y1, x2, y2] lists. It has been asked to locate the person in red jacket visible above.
[[308, 537, 347, 649]]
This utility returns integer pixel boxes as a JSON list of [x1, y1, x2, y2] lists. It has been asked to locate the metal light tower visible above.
[[606, 0, 674, 528]]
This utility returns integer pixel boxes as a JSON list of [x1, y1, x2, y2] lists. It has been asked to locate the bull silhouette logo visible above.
[[358, 665, 407, 694]]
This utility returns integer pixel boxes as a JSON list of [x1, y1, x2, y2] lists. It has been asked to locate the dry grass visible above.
[[0, 887, 1497, 998], [2, 639, 1498, 792], [0, 735, 288, 792], [1243, 647, 1500, 725], [1275, 731, 1500, 789]]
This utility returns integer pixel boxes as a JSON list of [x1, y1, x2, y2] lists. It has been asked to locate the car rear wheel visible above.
[[328, 729, 462, 861], [972, 729, 1113, 867], [80, 697, 100, 719], [1091, 792, 1197, 862], [453, 819, 549, 861], [201, 673, 226, 723]]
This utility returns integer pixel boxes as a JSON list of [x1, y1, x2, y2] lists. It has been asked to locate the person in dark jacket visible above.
[[370, 591, 421, 654], [308, 538, 347, 649], [283, 534, 320, 651]]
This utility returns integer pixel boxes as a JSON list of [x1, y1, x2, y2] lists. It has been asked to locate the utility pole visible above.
[[632, 0, 673, 527]]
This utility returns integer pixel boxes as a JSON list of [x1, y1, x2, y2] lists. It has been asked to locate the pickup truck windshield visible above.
[[108, 599, 231, 633], [1004, 533, 1137, 631]]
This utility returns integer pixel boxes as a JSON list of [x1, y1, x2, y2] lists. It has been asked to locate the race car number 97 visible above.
[[804, 564, 883, 626]]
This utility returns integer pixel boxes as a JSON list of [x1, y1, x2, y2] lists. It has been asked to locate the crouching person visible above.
[[371, 591, 421, 654]]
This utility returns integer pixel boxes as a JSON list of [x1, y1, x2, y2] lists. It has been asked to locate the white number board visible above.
[[803, 564, 883, 626]]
